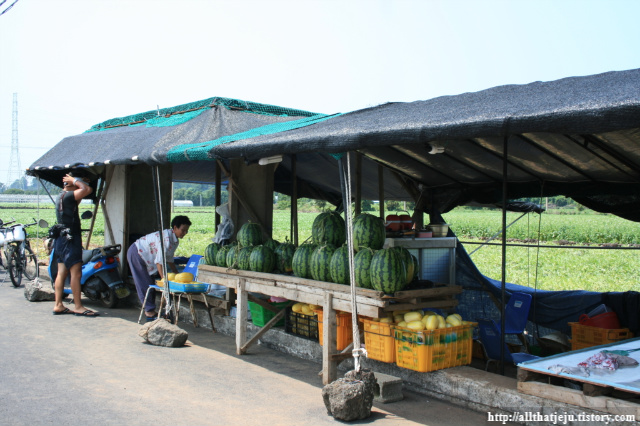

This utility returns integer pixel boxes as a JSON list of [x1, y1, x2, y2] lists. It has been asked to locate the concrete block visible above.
[[373, 372, 403, 403]]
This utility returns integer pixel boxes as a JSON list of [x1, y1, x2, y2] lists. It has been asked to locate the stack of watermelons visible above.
[[204, 221, 298, 275], [203, 212, 417, 294], [289, 211, 417, 294]]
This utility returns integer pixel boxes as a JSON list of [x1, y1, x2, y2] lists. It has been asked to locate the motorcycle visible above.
[[43, 215, 130, 308]]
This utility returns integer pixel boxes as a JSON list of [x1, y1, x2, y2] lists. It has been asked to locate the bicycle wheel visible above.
[[22, 243, 38, 280], [8, 246, 22, 287]]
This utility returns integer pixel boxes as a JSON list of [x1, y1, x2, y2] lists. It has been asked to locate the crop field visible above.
[[2, 203, 638, 293]]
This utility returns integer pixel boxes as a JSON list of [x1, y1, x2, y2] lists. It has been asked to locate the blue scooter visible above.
[[44, 216, 130, 308]]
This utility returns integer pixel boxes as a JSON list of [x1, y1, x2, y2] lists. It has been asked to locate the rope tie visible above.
[[343, 152, 364, 372]]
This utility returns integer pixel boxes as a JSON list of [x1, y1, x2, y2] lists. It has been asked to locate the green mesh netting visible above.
[[167, 113, 342, 162], [85, 96, 319, 132]]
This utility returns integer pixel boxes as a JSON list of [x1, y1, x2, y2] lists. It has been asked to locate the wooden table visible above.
[[197, 265, 462, 384]]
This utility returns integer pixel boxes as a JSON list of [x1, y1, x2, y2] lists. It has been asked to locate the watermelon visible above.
[[354, 248, 375, 289], [352, 213, 386, 252], [292, 244, 317, 279], [330, 245, 352, 285], [310, 244, 337, 282], [275, 242, 296, 273], [204, 242, 220, 266], [312, 211, 346, 246], [249, 245, 276, 273], [264, 238, 279, 252], [370, 248, 407, 294], [237, 222, 263, 247], [391, 246, 415, 285], [226, 245, 240, 269], [216, 245, 231, 267], [411, 254, 419, 280], [237, 246, 254, 270]]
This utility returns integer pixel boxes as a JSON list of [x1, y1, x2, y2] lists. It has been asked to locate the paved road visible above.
[[0, 274, 499, 426]]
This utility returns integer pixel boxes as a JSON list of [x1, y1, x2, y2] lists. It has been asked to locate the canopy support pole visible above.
[[500, 134, 509, 375], [215, 164, 221, 230], [152, 165, 172, 316], [378, 164, 384, 219], [84, 176, 105, 249], [291, 154, 299, 246], [355, 153, 362, 215]]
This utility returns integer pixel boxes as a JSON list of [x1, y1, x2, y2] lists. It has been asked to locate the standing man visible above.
[[127, 216, 191, 321], [52, 170, 98, 316]]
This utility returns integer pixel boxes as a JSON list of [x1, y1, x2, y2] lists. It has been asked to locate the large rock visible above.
[[139, 319, 188, 347], [322, 369, 376, 421], [24, 281, 55, 302]]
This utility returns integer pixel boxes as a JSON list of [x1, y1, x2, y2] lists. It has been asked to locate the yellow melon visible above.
[[425, 315, 438, 330], [407, 320, 425, 331], [174, 272, 193, 283], [167, 272, 176, 281], [404, 311, 423, 323]]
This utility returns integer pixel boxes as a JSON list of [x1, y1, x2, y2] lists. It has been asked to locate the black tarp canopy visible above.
[[202, 69, 640, 221], [29, 69, 640, 221], [27, 97, 411, 205]]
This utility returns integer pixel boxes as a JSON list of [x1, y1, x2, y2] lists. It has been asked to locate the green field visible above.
[[2, 204, 638, 293]]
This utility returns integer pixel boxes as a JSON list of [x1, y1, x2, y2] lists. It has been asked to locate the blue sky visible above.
[[1, 0, 639, 185]]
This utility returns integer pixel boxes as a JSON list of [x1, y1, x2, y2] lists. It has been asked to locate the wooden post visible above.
[[236, 278, 247, 355], [84, 176, 105, 249], [215, 163, 221, 230], [355, 153, 362, 215], [378, 163, 385, 219], [322, 292, 338, 384], [291, 154, 298, 246]]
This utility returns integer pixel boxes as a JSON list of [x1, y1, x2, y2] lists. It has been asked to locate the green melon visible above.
[[370, 248, 406, 294], [352, 213, 386, 252], [292, 244, 317, 279], [330, 245, 353, 285], [226, 245, 240, 269], [237, 246, 254, 270], [354, 248, 375, 289], [310, 244, 337, 282], [264, 238, 280, 252], [391, 246, 415, 285], [215, 245, 231, 268], [237, 222, 264, 247], [312, 211, 346, 246], [204, 242, 220, 266], [275, 242, 296, 273], [249, 245, 276, 273]]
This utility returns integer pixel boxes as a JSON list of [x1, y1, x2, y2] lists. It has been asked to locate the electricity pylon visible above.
[[7, 93, 24, 190]]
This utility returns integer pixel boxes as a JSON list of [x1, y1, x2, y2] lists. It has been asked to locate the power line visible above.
[[0, 0, 19, 16]]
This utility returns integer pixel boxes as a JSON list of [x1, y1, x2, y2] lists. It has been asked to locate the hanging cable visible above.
[[341, 153, 366, 372], [152, 166, 172, 317]]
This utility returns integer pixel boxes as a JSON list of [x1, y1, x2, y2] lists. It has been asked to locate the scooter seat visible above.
[[83, 245, 122, 263]]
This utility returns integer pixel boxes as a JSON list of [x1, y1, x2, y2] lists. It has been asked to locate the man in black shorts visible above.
[[52, 170, 98, 317]]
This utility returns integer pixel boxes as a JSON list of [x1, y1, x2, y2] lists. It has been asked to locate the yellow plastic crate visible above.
[[362, 318, 395, 363], [569, 322, 633, 350], [315, 310, 353, 351], [393, 323, 476, 372]]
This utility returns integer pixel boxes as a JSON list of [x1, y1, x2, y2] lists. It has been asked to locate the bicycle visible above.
[[0, 218, 43, 287]]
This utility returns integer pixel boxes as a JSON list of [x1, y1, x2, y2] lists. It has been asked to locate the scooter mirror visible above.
[[0, 219, 3, 226], [39, 219, 49, 229], [81, 210, 93, 220]]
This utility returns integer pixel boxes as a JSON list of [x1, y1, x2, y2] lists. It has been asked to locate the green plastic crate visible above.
[[248, 301, 289, 327]]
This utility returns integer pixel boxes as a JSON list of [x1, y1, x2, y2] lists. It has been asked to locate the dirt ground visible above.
[[0, 273, 511, 426]]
